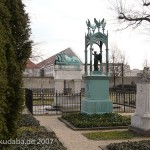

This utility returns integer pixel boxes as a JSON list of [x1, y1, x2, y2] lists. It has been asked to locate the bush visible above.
[[110, 84, 137, 92], [61, 113, 130, 128], [11, 126, 67, 150], [18, 114, 40, 127], [5, 114, 67, 150], [107, 140, 150, 150]]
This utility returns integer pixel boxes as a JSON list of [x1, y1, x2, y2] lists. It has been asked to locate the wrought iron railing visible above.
[[25, 88, 136, 115]]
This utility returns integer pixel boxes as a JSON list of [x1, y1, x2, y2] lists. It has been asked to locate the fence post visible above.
[[25, 89, 33, 114], [123, 91, 125, 112], [80, 91, 82, 112], [56, 91, 58, 114]]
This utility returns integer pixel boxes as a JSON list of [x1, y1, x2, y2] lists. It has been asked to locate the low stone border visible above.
[[99, 145, 108, 150], [44, 126, 55, 133], [58, 117, 128, 131], [129, 125, 150, 136]]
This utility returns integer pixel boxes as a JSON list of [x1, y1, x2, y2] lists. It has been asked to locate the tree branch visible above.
[[143, 2, 150, 6], [118, 12, 150, 23], [108, 0, 150, 30]]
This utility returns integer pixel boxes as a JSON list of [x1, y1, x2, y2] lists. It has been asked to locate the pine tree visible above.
[[0, 0, 32, 141], [0, 0, 11, 141], [3, 0, 32, 138], [7, 0, 32, 70]]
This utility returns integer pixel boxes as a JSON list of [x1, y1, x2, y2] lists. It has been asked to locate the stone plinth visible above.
[[54, 64, 82, 93], [81, 74, 112, 114], [129, 83, 150, 135]]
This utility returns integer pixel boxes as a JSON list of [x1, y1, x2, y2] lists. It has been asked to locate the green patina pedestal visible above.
[[81, 18, 112, 114], [81, 72, 112, 114]]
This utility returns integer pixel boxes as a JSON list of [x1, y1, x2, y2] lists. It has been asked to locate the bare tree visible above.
[[110, 43, 128, 87], [30, 42, 45, 63], [108, 0, 150, 30], [142, 54, 149, 67], [120, 51, 129, 88]]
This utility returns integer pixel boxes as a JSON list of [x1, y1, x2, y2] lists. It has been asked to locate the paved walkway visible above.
[[35, 115, 103, 150], [35, 115, 150, 150]]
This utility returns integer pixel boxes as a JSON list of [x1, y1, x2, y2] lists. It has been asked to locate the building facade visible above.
[[23, 48, 142, 92], [23, 48, 84, 92]]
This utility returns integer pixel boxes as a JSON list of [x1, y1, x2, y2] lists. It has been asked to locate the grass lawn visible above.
[[83, 130, 142, 140], [33, 99, 54, 105]]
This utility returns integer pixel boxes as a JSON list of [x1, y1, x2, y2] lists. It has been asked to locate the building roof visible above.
[[26, 59, 37, 69], [37, 47, 83, 68]]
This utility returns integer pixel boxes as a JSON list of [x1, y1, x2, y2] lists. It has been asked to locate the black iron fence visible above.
[[25, 88, 136, 115], [110, 90, 136, 113], [25, 89, 82, 115], [25, 89, 33, 114]]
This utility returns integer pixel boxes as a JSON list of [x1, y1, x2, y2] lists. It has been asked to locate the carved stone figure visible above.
[[86, 19, 91, 28], [86, 18, 106, 34], [139, 67, 150, 83], [93, 51, 102, 71], [94, 18, 101, 28], [55, 52, 80, 65]]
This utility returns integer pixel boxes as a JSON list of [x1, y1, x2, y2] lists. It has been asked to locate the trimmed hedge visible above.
[[107, 140, 150, 150], [61, 113, 130, 128]]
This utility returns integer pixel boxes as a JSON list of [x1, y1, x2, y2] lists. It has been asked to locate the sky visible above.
[[23, 0, 150, 70]]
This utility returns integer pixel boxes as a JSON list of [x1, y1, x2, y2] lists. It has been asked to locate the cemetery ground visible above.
[[35, 113, 150, 150], [4, 113, 66, 150], [4, 110, 150, 150], [23, 89, 150, 149]]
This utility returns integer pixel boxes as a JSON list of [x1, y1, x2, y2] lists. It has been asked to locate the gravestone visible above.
[[129, 67, 150, 135]]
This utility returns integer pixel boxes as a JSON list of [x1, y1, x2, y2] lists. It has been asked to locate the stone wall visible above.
[[23, 77, 84, 92], [23, 76, 141, 90], [23, 77, 55, 89], [109, 76, 140, 87]]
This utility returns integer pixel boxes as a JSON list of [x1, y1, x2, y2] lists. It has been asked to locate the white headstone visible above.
[[129, 67, 150, 134], [131, 83, 150, 129]]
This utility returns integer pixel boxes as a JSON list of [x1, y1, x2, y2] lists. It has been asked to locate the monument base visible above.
[[81, 98, 112, 114], [129, 125, 150, 136], [129, 113, 150, 136], [81, 74, 112, 114]]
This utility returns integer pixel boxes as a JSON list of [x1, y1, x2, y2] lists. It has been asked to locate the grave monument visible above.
[[129, 67, 150, 135], [54, 51, 82, 93], [81, 18, 113, 114], [53, 51, 82, 111]]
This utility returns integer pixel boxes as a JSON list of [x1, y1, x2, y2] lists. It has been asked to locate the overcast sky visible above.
[[23, 0, 150, 70]]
